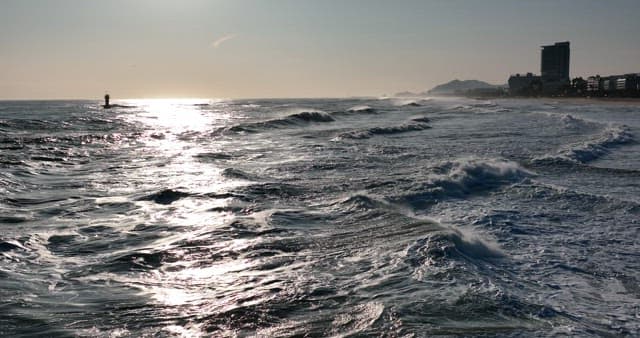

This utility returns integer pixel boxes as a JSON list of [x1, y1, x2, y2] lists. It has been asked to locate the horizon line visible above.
[[0, 95, 385, 101]]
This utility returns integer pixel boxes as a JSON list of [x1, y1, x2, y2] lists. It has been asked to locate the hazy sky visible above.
[[1, 0, 639, 99]]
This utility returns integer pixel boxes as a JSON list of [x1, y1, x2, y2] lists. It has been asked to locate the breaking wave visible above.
[[406, 227, 503, 269], [534, 125, 634, 164], [396, 158, 533, 207], [534, 112, 599, 129], [558, 113, 597, 129]]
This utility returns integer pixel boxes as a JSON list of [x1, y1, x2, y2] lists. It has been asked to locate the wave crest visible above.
[[220, 111, 334, 133], [288, 111, 335, 122], [332, 194, 387, 213], [534, 125, 633, 164], [398, 158, 532, 207], [347, 105, 376, 113], [407, 227, 503, 268], [335, 123, 431, 140]]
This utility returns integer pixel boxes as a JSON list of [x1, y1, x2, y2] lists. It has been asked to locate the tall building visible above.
[[540, 41, 570, 83]]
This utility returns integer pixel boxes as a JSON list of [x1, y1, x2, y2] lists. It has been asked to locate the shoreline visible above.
[[505, 96, 640, 106], [456, 95, 640, 106]]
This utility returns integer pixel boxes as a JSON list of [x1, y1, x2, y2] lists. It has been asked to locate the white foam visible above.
[[431, 158, 534, 190]]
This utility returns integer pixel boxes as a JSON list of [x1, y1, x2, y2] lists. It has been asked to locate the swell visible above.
[[0, 118, 64, 131], [0, 114, 129, 133], [0, 132, 140, 148], [220, 111, 334, 133], [507, 181, 640, 214], [335, 122, 430, 140], [134, 180, 306, 208]]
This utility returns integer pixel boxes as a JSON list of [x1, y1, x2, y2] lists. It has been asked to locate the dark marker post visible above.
[[104, 93, 111, 108]]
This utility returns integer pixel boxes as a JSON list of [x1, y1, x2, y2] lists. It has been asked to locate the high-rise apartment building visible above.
[[541, 41, 570, 82]]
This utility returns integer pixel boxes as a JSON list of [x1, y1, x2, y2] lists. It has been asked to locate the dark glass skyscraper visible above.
[[540, 41, 570, 82]]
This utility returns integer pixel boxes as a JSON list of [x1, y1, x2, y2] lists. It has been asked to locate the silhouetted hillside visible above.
[[428, 79, 500, 95]]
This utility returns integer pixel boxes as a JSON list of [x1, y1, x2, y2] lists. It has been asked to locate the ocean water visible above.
[[0, 97, 639, 337]]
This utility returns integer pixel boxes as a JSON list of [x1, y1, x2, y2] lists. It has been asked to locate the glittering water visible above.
[[1, 97, 639, 337]]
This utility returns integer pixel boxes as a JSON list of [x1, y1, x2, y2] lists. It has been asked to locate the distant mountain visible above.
[[428, 79, 501, 95], [393, 91, 421, 97]]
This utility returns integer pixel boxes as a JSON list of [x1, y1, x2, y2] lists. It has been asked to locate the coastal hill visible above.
[[428, 79, 501, 95], [394, 79, 503, 97]]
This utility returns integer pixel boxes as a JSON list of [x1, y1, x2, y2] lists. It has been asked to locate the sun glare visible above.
[[127, 99, 215, 132]]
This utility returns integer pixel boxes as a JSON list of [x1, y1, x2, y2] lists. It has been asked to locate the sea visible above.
[[0, 97, 639, 337]]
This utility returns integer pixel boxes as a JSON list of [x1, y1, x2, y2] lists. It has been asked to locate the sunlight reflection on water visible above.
[[115, 99, 258, 336], [128, 99, 214, 132], [121, 98, 247, 194]]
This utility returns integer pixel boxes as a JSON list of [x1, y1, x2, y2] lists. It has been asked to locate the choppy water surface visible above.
[[1, 97, 639, 337]]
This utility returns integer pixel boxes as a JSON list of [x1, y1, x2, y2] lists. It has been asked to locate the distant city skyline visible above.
[[1, 0, 639, 99]]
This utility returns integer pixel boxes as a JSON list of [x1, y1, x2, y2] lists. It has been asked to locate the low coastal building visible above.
[[587, 73, 640, 97], [587, 76, 601, 92], [508, 73, 542, 96], [508, 41, 570, 96]]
